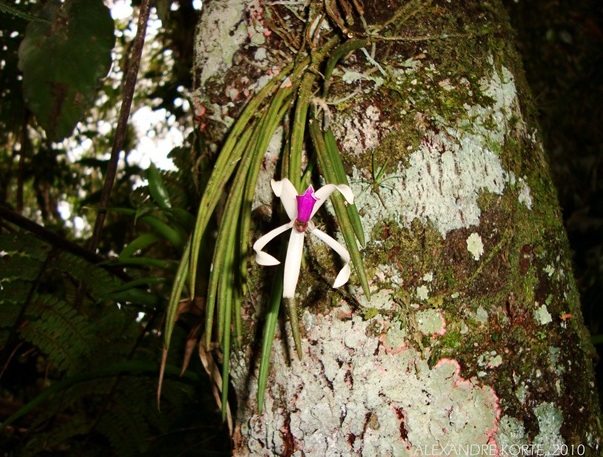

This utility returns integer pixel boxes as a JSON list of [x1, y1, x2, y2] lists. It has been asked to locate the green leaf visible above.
[[202, 128, 254, 349], [147, 163, 172, 210], [288, 71, 317, 191], [309, 119, 371, 300], [139, 215, 186, 250], [188, 60, 308, 299], [188, 67, 292, 298], [257, 266, 283, 413], [323, 128, 366, 247], [323, 39, 369, 97], [218, 233, 235, 421], [110, 256, 173, 269], [0, 1, 50, 23], [168, 207, 195, 232], [21, 295, 94, 375], [119, 233, 163, 259], [204, 84, 294, 350], [238, 87, 294, 306], [105, 287, 160, 307], [163, 239, 190, 350], [18, 0, 115, 141]]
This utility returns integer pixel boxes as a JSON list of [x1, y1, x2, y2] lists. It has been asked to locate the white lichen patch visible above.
[[416, 284, 429, 301], [466, 232, 485, 261], [534, 304, 553, 325], [380, 322, 409, 354], [515, 384, 527, 403], [251, 126, 284, 212], [489, 354, 503, 368], [478, 351, 503, 370], [416, 309, 446, 336], [195, 0, 274, 133], [356, 288, 397, 312], [195, 0, 248, 89], [544, 264, 555, 277], [232, 312, 500, 457], [332, 105, 391, 157], [475, 306, 489, 324], [495, 416, 527, 450], [349, 64, 533, 241], [533, 402, 565, 453], [548, 347, 563, 374], [341, 69, 384, 89], [373, 263, 403, 286], [351, 136, 507, 241], [518, 177, 533, 209], [455, 64, 519, 146], [254, 47, 267, 61]]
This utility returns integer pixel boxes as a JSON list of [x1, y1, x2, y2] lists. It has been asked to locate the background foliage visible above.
[[0, 0, 229, 455], [0, 0, 601, 455]]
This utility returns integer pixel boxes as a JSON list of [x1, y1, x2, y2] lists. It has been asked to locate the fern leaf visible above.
[[97, 406, 151, 457], [21, 414, 89, 457], [20, 295, 94, 374], [53, 252, 122, 302], [0, 1, 49, 23]]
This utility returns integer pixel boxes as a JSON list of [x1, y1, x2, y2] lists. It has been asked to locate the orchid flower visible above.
[[253, 178, 354, 298]]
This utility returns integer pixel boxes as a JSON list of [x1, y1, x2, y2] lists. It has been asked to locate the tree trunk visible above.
[[192, 0, 602, 455]]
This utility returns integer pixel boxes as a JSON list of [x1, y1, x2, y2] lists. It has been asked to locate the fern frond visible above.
[[0, 232, 49, 291], [96, 405, 151, 457], [0, 230, 49, 261], [20, 295, 94, 374], [0, 204, 222, 454], [53, 252, 122, 303], [0, 279, 32, 305], [21, 415, 90, 457], [0, 1, 49, 23]]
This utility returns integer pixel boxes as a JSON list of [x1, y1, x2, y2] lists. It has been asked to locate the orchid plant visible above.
[[253, 178, 355, 299], [162, 37, 371, 417]]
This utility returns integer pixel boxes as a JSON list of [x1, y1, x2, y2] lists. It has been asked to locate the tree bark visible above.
[[192, 0, 602, 455]]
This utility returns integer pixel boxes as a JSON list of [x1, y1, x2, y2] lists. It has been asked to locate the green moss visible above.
[[435, 328, 463, 352], [362, 307, 380, 320]]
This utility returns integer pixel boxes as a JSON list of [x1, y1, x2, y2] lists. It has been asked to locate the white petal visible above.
[[336, 184, 354, 204], [253, 222, 293, 266], [283, 230, 305, 298], [271, 179, 298, 222], [333, 264, 351, 289], [310, 228, 351, 288], [255, 251, 281, 266], [311, 183, 354, 219]]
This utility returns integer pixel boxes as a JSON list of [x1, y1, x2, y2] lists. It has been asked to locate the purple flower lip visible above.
[[295, 186, 319, 223]]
